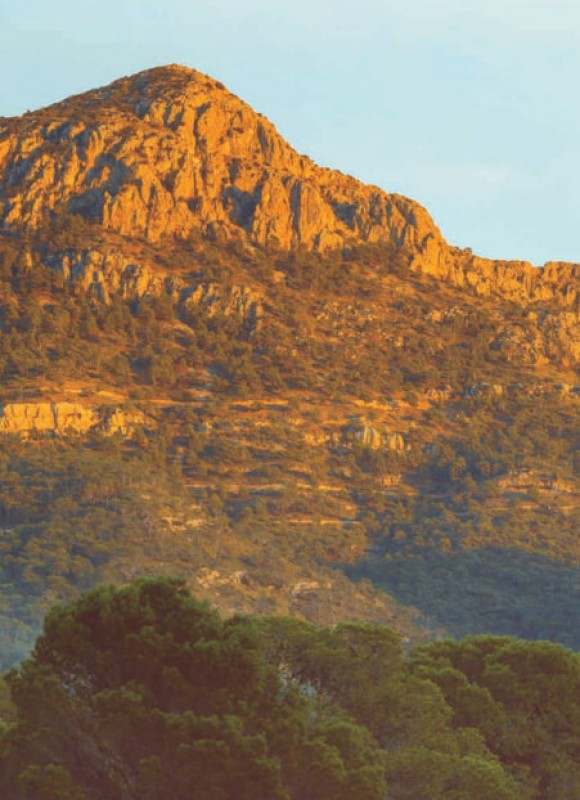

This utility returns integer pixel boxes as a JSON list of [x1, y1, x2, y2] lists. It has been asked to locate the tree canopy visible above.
[[0, 578, 577, 799]]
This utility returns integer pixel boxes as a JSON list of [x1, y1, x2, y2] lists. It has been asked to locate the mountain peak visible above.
[[0, 64, 443, 255], [0, 67, 577, 312], [18, 63, 232, 123], [99, 63, 233, 109]]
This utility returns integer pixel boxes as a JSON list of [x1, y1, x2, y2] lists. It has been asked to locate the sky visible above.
[[0, 0, 578, 265]]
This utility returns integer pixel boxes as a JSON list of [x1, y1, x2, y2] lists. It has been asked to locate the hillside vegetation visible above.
[[0, 66, 577, 666]]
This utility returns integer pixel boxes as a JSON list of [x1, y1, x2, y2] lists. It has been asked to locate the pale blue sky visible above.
[[1, 0, 578, 264]]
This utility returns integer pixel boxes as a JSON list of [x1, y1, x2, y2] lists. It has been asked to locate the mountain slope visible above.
[[0, 66, 578, 666]]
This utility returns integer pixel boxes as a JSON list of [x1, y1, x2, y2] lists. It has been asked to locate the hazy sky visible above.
[[1, 0, 578, 264]]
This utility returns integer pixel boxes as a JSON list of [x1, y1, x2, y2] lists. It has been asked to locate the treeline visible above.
[[0, 578, 578, 799]]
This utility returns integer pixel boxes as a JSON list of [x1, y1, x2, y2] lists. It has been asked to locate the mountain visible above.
[[1, 66, 578, 302], [0, 66, 578, 667]]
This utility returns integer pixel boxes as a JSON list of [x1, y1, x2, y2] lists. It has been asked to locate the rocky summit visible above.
[[0, 65, 577, 309], [0, 66, 578, 669]]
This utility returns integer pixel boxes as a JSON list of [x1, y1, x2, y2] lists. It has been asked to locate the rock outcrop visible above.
[[0, 402, 144, 437], [44, 247, 264, 327], [183, 282, 264, 329], [347, 423, 406, 452], [434, 249, 577, 309], [0, 65, 576, 312], [46, 248, 173, 301], [0, 402, 98, 435]]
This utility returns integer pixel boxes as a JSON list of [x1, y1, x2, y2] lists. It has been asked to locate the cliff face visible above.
[[0, 65, 576, 311], [0, 66, 439, 257], [0, 402, 143, 437]]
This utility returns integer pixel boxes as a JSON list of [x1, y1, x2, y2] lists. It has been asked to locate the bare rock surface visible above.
[[0, 65, 576, 311]]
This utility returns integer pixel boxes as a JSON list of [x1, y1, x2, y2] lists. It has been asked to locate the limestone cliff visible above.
[[0, 402, 144, 437], [0, 65, 576, 311], [0, 402, 95, 435], [0, 65, 436, 258]]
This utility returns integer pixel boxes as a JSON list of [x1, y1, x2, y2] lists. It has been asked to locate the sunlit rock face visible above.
[[0, 402, 143, 437], [0, 64, 576, 312]]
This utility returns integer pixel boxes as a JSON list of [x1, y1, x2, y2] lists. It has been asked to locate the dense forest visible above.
[[0, 578, 578, 799]]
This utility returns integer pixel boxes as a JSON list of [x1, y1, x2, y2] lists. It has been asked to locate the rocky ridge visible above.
[[0, 65, 576, 312]]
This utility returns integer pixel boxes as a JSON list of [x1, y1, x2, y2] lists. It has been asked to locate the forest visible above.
[[0, 578, 578, 799]]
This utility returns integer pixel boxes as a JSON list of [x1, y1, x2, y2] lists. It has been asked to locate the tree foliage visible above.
[[1, 579, 577, 799]]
